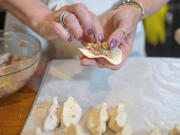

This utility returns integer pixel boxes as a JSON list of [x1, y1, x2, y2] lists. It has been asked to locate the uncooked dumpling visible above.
[[108, 104, 127, 132], [115, 125, 133, 135], [64, 124, 83, 135], [43, 97, 60, 132], [61, 96, 82, 128], [36, 127, 50, 135], [169, 124, 180, 135], [79, 42, 122, 65], [87, 103, 109, 135], [146, 126, 162, 135]]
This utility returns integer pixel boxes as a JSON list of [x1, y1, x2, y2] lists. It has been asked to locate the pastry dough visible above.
[[87, 103, 109, 135], [115, 125, 133, 135], [146, 126, 162, 135], [108, 104, 127, 132], [169, 124, 180, 135], [61, 96, 82, 128], [64, 124, 83, 135], [43, 97, 60, 132], [79, 47, 122, 65], [36, 127, 50, 135]]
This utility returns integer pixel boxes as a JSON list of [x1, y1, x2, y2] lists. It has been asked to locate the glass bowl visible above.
[[0, 31, 41, 98]]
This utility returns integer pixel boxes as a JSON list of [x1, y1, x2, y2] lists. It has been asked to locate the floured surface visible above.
[[21, 58, 180, 135]]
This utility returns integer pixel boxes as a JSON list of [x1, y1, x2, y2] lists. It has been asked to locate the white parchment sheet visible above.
[[21, 58, 180, 135]]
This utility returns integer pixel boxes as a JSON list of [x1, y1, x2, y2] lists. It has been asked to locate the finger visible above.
[[88, 57, 120, 70], [108, 27, 126, 49], [81, 57, 120, 70], [81, 56, 123, 70], [79, 53, 84, 59], [64, 13, 83, 41], [120, 29, 136, 49], [81, 58, 98, 66], [81, 58, 105, 68], [52, 22, 72, 42], [96, 58, 122, 70], [90, 12, 104, 43], [115, 31, 136, 69], [69, 3, 94, 36], [96, 58, 105, 65]]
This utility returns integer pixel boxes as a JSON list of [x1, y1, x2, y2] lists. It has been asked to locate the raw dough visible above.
[[79, 47, 122, 65], [64, 124, 83, 135], [36, 127, 50, 135], [87, 103, 109, 135], [61, 96, 82, 128], [43, 97, 60, 132], [108, 104, 127, 132], [146, 126, 162, 135], [115, 125, 133, 135], [169, 124, 180, 135]]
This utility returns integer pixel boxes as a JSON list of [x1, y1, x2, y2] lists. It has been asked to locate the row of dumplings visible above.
[[35, 96, 180, 135]]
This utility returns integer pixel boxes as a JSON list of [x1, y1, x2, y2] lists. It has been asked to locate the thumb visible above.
[[108, 26, 127, 49]]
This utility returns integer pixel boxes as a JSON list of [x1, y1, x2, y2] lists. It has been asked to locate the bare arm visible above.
[[0, 0, 104, 42], [0, 0, 169, 34], [137, 0, 169, 18], [0, 0, 51, 33], [0, 0, 169, 31]]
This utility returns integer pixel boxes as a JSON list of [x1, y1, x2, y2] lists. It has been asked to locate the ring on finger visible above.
[[59, 11, 70, 26], [119, 28, 127, 37]]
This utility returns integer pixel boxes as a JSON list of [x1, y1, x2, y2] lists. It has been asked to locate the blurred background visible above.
[[0, 8, 5, 30], [144, 0, 180, 57], [0, 0, 180, 57]]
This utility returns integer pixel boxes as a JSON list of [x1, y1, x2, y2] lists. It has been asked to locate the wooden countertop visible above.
[[0, 57, 49, 135]]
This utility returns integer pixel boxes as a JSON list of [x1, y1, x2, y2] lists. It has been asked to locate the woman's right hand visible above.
[[34, 3, 103, 43]]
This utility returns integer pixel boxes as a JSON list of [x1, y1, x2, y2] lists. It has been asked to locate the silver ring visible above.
[[119, 28, 127, 37], [59, 11, 70, 26]]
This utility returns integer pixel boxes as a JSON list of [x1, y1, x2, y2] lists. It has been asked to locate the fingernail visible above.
[[87, 28, 93, 35], [67, 37, 72, 42], [78, 36, 83, 41], [97, 59, 105, 65], [110, 38, 118, 48], [98, 35, 103, 43]]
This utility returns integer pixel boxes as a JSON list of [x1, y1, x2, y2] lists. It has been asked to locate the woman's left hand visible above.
[[80, 4, 142, 70]]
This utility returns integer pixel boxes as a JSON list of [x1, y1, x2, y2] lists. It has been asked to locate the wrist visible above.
[[1, 0, 53, 34], [125, 4, 142, 21], [116, 0, 144, 21], [116, 4, 142, 22]]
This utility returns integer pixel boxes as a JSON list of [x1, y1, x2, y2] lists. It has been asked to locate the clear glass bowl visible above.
[[0, 31, 41, 98]]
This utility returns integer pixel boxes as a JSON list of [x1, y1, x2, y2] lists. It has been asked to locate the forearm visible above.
[[0, 0, 52, 32], [137, 0, 169, 18]]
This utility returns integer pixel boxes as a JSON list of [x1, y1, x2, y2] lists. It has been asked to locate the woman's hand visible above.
[[80, 4, 141, 70], [35, 3, 103, 43]]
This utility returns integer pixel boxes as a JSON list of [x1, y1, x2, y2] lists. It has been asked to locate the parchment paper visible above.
[[21, 58, 180, 135]]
